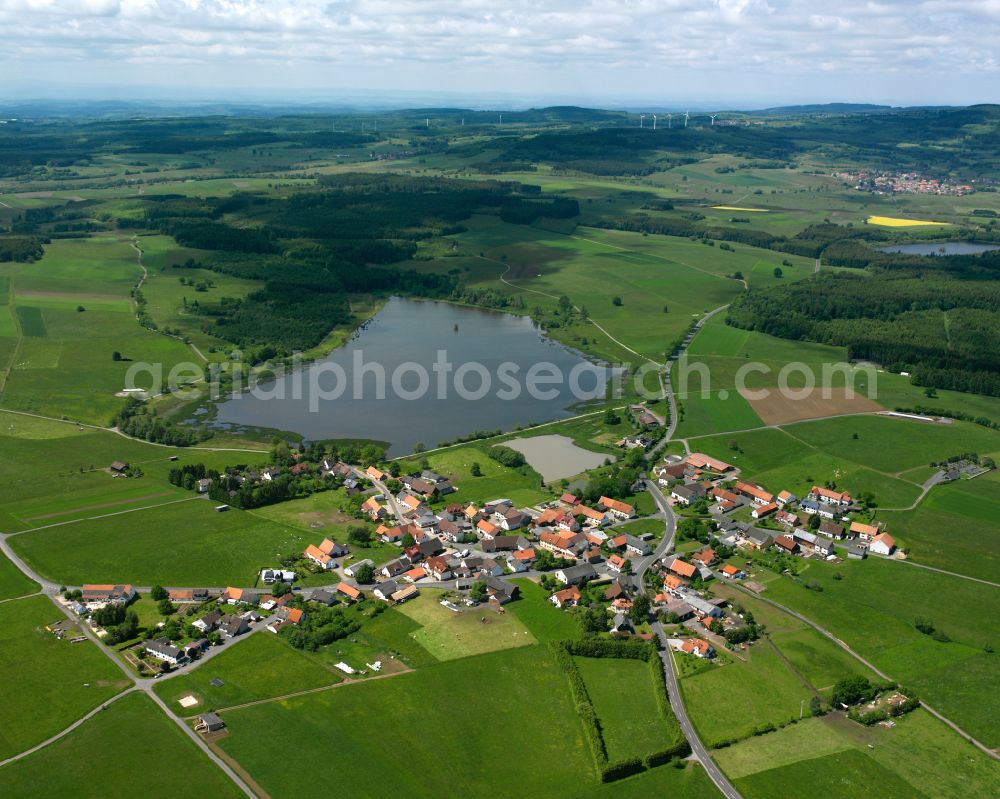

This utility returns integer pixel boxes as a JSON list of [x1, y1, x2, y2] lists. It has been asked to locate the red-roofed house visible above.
[[598, 496, 636, 520], [869, 532, 896, 556]]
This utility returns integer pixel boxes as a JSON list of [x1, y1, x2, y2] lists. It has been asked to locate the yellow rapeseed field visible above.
[[867, 215, 950, 227], [711, 205, 769, 212]]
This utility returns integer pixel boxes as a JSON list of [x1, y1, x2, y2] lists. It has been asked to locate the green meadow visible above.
[[575, 655, 683, 762], [154, 632, 342, 715], [216, 645, 662, 799], [0, 692, 245, 799], [0, 595, 131, 760], [716, 711, 1000, 799], [750, 557, 999, 748], [9, 499, 323, 587]]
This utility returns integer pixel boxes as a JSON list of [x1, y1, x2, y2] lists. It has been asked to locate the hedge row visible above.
[[552, 641, 690, 783], [550, 642, 608, 775]]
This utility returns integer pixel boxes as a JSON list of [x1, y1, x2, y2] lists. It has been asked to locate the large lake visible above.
[[878, 241, 1000, 256], [213, 297, 614, 455]]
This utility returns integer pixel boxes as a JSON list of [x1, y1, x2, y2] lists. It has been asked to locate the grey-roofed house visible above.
[[310, 589, 337, 606], [143, 637, 185, 666], [195, 713, 226, 734], [744, 528, 774, 550], [192, 610, 221, 633], [623, 535, 652, 556], [555, 564, 598, 585], [671, 483, 707, 506], [373, 580, 399, 602], [220, 614, 249, 638]]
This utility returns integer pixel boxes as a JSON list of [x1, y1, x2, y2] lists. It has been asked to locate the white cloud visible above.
[[0, 0, 994, 103]]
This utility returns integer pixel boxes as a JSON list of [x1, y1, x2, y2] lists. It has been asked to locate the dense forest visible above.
[[148, 174, 574, 353], [727, 251, 1000, 396]]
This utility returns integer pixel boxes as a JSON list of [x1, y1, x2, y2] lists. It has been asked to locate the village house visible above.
[[192, 610, 221, 633], [598, 496, 636, 520], [558, 492, 580, 508], [681, 638, 714, 658], [424, 556, 453, 581], [819, 521, 846, 539], [869, 532, 896, 556], [309, 589, 337, 606], [260, 568, 296, 584], [685, 453, 734, 473], [752, 502, 778, 519], [735, 481, 774, 505], [168, 588, 210, 603], [775, 490, 796, 508], [720, 564, 745, 580], [555, 564, 597, 585], [220, 587, 256, 605], [483, 577, 519, 606], [850, 521, 880, 542], [266, 606, 306, 634], [362, 496, 387, 521], [624, 535, 652, 557], [607, 554, 627, 573], [220, 614, 249, 638], [774, 535, 798, 554], [743, 528, 774, 551], [800, 499, 838, 520], [692, 547, 717, 567], [665, 557, 697, 579], [343, 559, 374, 578], [671, 482, 707, 506], [477, 519, 500, 540], [577, 505, 609, 527], [366, 466, 385, 481], [810, 486, 852, 506], [336, 582, 363, 603], [143, 637, 185, 666], [80, 584, 136, 608], [195, 713, 226, 734], [550, 585, 582, 609]]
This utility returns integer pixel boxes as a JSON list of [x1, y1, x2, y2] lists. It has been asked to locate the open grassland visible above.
[[575, 656, 683, 762], [0, 551, 39, 600], [0, 595, 131, 760], [9, 499, 324, 587], [679, 638, 814, 747], [396, 442, 552, 507], [0, 692, 245, 799], [0, 410, 244, 532], [737, 749, 931, 799], [880, 473, 1000, 581], [693, 423, 922, 509], [716, 711, 1000, 799], [217, 646, 601, 799], [681, 313, 1000, 436], [750, 557, 999, 748], [507, 579, 582, 642], [395, 590, 537, 660], [154, 631, 341, 715], [0, 237, 196, 423]]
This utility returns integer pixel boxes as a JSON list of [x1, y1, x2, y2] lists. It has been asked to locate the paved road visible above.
[[638, 482, 743, 799], [350, 467, 407, 523]]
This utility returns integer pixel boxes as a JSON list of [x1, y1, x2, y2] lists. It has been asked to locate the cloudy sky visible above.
[[0, 0, 996, 107]]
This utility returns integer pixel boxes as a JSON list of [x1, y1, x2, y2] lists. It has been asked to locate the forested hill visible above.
[[727, 249, 1000, 397], [143, 174, 579, 356]]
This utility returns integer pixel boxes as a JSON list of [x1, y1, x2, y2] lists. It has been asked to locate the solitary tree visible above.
[[470, 462, 482, 477], [111, 351, 122, 362], [612, 296, 623, 307], [773, 266, 783, 278]]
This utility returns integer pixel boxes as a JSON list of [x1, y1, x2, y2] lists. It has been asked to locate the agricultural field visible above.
[[0, 595, 131, 760], [0, 409, 249, 532], [575, 655, 683, 762], [8, 499, 324, 587], [154, 631, 342, 715], [715, 712, 1000, 799], [0, 237, 196, 424], [745, 557, 999, 748], [214, 645, 703, 799], [394, 590, 537, 660], [678, 637, 815, 748], [0, 692, 246, 799], [0, 551, 39, 600], [880, 472, 1000, 581]]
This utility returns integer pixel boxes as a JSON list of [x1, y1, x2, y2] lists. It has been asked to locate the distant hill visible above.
[[758, 103, 895, 115]]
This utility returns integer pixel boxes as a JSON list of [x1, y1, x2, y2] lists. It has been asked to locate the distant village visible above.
[[836, 169, 975, 196]]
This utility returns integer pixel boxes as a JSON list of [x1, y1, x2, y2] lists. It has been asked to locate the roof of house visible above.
[[721, 564, 740, 576], [682, 638, 712, 655], [850, 521, 880, 537], [685, 453, 733, 472], [774, 535, 797, 552], [559, 492, 580, 505], [872, 532, 896, 549], [692, 547, 716, 564], [336, 582, 362, 600], [735, 481, 774, 503], [811, 486, 851, 503], [304, 544, 333, 565], [667, 558, 697, 578], [599, 496, 635, 515], [477, 519, 499, 536], [552, 586, 581, 604], [753, 502, 778, 516]]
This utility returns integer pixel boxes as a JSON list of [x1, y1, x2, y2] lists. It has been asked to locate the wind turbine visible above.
[[498, 113, 503, 125], [667, 112, 672, 129], [425, 118, 430, 128], [639, 113, 645, 128], [710, 114, 717, 126], [652, 114, 657, 130], [684, 110, 690, 128]]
